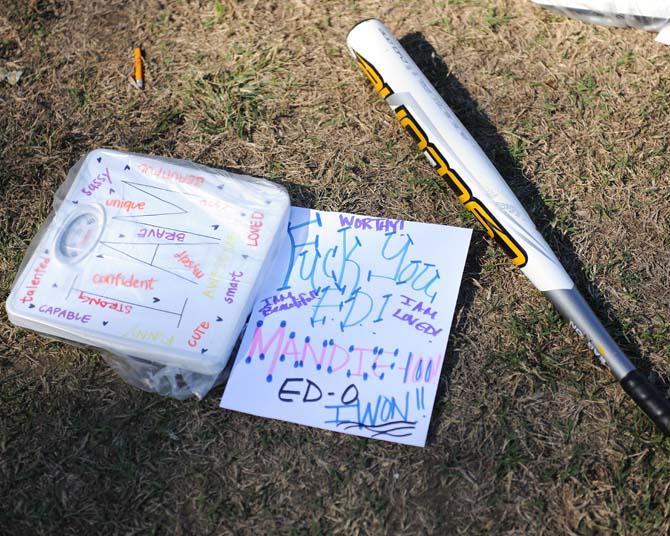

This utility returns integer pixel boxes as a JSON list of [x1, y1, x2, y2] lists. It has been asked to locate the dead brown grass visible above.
[[1, 0, 670, 534]]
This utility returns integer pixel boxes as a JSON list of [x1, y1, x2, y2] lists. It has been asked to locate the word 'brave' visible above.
[[137, 228, 185, 241]]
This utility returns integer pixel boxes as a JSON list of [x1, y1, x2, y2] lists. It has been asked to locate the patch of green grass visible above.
[[484, 7, 512, 32], [431, 16, 452, 30], [183, 47, 293, 140], [557, 443, 589, 481], [573, 74, 598, 109], [617, 51, 634, 67], [495, 414, 529, 479], [509, 139, 526, 168], [67, 87, 85, 106], [187, 70, 264, 139], [213, 0, 226, 21]]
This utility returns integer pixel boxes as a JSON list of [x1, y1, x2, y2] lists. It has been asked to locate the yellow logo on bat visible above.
[[354, 51, 528, 268]]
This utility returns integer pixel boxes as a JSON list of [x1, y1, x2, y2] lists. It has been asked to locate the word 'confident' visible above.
[[92, 273, 157, 290]]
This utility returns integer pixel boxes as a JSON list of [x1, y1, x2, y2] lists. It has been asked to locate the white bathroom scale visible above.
[[6, 149, 290, 374]]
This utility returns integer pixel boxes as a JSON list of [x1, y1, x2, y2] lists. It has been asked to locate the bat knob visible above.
[[620, 369, 670, 435]]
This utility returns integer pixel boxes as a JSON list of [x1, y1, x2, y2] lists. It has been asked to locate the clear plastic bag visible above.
[[531, 1, 670, 44], [6, 149, 290, 399]]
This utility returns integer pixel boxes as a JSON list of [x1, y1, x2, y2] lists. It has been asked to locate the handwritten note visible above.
[[220, 207, 471, 446]]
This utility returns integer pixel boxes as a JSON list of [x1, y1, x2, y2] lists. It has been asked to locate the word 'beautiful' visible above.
[[138, 163, 205, 186]]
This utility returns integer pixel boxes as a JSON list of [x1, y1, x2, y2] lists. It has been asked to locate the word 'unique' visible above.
[[105, 199, 145, 212]]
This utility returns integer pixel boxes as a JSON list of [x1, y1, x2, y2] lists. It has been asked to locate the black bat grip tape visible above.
[[620, 370, 670, 435]]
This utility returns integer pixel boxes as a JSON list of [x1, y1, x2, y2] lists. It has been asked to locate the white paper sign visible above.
[[220, 207, 471, 446]]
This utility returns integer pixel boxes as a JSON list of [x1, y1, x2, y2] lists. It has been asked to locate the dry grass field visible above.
[[2, 0, 670, 534]]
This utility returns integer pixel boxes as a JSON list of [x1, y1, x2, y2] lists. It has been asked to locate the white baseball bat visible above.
[[347, 18, 670, 434]]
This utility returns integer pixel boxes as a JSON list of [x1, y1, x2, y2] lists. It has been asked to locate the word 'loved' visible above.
[[391, 295, 442, 337], [247, 211, 264, 247]]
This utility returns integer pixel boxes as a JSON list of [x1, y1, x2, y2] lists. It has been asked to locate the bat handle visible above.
[[547, 287, 670, 435], [620, 370, 670, 435]]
